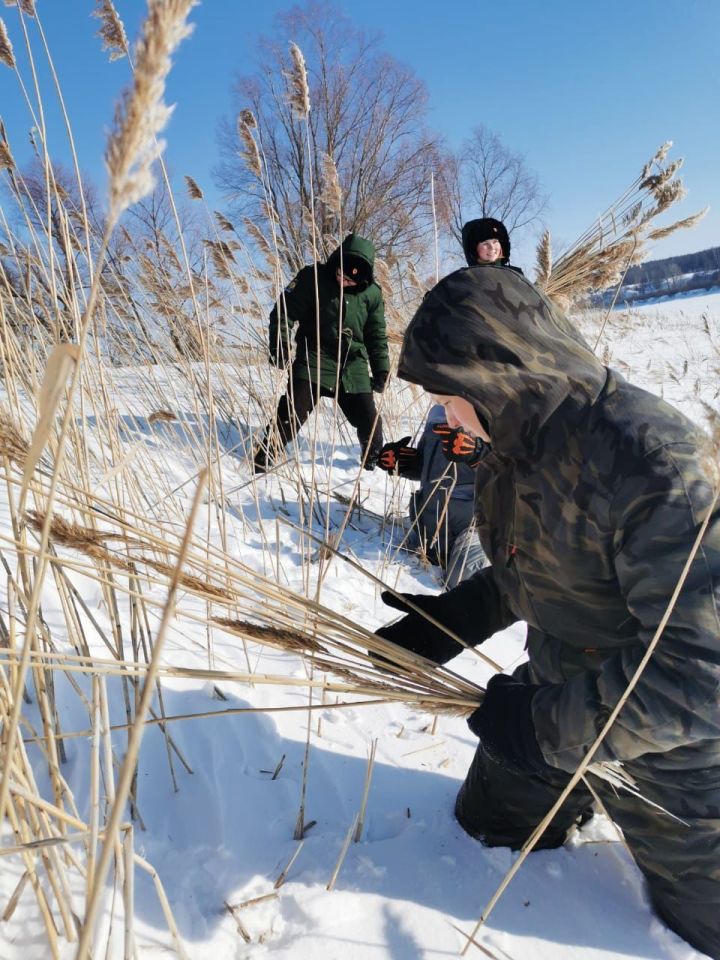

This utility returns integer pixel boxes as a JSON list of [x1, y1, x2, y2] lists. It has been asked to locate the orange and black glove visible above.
[[432, 423, 489, 467], [377, 436, 419, 474]]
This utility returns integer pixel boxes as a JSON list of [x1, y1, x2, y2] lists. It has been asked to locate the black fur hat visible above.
[[461, 218, 511, 266]]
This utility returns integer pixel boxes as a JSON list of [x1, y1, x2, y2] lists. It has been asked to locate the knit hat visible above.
[[461, 218, 511, 266]]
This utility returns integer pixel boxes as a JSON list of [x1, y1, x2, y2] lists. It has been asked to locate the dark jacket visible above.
[[397, 264, 720, 776], [269, 234, 390, 394]]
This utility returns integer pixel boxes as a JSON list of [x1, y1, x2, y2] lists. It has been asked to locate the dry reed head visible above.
[[214, 210, 235, 233], [105, 0, 196, 224], [147, 409, 177, 424], [204, 239, 236, 280], [534, 230, 552, 288], [0, 125, 14, 171], [699, 404, 720, 489], [0, 18, 16, 68], [647, 207, 709, 242], [5, 0, 36, 15], [319, 153, 342, 215], [212, 617, 327, 656], [0, 409, 29, 466], [92, 0, 129, 61], [285, 42, 310, 120], [237, 111, 262, 178], [184, 174, 203, 200]]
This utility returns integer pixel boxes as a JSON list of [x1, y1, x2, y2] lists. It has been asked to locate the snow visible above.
[[1, 291, 718, 960]]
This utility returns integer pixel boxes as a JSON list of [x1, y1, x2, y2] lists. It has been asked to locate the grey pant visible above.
[[455, 741, 720, 958]]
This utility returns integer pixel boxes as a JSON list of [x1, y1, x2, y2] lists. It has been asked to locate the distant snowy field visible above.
[[1, 290, 718, 960]]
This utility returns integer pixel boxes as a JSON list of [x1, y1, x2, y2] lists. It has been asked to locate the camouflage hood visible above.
[[397, 266, 607, 461]]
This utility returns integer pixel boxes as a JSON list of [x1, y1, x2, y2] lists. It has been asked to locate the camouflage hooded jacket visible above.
[[268, 235, 389, 394], [398, 265, 720, 775]]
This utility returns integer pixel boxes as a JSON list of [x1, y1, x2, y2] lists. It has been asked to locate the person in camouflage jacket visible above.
[[376, 264, 720, 957], [253, 234, 389, 472]]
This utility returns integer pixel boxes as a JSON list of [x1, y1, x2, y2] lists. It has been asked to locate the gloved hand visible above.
[[374, 589, 467, 665], [467, 674, 551, 776], [432, 423, 489, 467], [371, 371, 388, 393], [377, 437, 419, 474]]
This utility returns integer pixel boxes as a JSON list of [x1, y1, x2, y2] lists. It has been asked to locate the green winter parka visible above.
[[269, 235, 389, 394], [397, 264, 720, 778]]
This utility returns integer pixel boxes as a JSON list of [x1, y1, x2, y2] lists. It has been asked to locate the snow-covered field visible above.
[[1, 291, 718, 960]]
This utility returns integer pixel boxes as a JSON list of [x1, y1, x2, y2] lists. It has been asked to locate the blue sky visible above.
[[0, 0, 717, 273]]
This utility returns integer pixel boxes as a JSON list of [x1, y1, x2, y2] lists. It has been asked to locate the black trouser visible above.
[[264, 371, 383, 463], [455, 725, 720, 958]]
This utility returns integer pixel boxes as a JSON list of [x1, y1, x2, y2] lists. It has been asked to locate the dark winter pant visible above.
[[264, 371, 384, 465], [455, 742, 720, 958]]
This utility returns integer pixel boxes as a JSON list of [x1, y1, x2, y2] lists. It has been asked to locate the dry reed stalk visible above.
[[353, 738, 377, 842], [133, 853, 189, 959], [19, 343, 80, 507], [273, 839, 305, 889], [460, 483, 720, 954], [75, 470, 207, 960], [122, 825, 136, 960], [326, 813, 358, 891]]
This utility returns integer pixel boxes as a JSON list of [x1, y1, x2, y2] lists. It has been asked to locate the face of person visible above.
[[431, 394, 491, 442], [336, 267, 358, 288], [475, 238, 504, 263]]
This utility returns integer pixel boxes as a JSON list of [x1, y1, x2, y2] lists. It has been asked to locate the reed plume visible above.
[[184, 174, 203, 199], [237, 111, 262, 178], [286, 42, 310, 120], [0, 18, 16, 69], [92, 0, 129, 61], [105, 0, 197, 225], [319, 152, 342, 214], [0, 124, 14, 171]]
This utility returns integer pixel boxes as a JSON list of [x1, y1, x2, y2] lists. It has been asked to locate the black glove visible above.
[[371, 371, 388, 393], [432, 423, 489, 467], [374, 589, 468, 664], [467, 674, 551, 776], [377, 437, 419, 474]]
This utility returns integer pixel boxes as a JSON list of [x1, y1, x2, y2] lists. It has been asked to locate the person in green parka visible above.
[[253, 234, 390, 473]]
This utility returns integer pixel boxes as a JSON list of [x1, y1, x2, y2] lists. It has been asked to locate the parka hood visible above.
[[326, 234, 376, 288], [397, 265, 606, 461]]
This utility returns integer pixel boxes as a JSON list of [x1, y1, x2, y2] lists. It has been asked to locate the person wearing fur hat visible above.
[[461, 216, 524, 274], [254, 234, 389, 473], [374, 264, 720, 957]]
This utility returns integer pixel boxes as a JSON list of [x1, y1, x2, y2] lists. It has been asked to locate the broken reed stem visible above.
[[326, 813, 359, 892], [294, 659, 314, 840], [274, 839, 305, 889], [75, 470, 207, 960], [353, 738, 377, 842], [460, 483, 720, 955]]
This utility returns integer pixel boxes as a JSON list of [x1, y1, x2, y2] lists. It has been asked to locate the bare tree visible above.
[[214, 1, 443, 271], [439, 125, 547, 247]]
